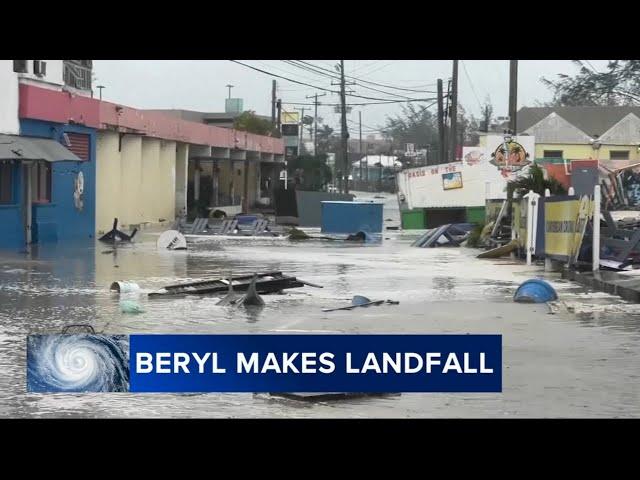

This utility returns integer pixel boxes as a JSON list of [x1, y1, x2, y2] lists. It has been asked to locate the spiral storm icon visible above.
[[27, 335, 130, 392]]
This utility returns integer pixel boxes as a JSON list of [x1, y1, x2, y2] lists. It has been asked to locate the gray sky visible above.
[[94, 60, 610, 137]]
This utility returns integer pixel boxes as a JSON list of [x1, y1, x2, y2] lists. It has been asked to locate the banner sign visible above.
[[27, 334, 502, 393], [543, 195, 594, 262]]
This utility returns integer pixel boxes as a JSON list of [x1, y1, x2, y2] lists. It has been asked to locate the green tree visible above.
[[233, 111, 281, 137], [316, 124, 338, 156], [541, 60, 640, 106], [507, 164, 567, 197], [382, 103, 440, 154]]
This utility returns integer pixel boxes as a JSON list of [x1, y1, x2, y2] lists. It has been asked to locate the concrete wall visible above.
[[175, 143, 188, 215], [96, 133, 177, 232], [18, 60, 64, 86], [0, 61, 19, 134], [96, 133, 178, 232]]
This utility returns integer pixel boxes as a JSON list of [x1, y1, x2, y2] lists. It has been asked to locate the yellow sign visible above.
[[570, 195, 594, 264], [281, 111, 299, 124], [544, 198, 580, 261], [512, 199, 528, 249]]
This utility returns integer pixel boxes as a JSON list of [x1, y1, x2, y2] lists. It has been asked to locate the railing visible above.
[[63, 61, 92, 91]]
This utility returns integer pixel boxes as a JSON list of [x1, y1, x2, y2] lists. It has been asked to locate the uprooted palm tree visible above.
[[507, 164, 567, 198]]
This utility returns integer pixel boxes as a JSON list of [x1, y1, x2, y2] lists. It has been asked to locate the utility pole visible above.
[[306, 92, 326, 156], [359, 110, 363, 186], [271, 80, 276, 125], [339, 60, 349, 194], [508, 60, 518, 135], [437, 79, 445, 164], [449, 60, 459, 164], [226, 84, 234, 99], [276, 99, 282, 133], [294, 107, 306, 156]]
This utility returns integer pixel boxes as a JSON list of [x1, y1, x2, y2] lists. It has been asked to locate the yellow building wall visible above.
[[535, 143, 639, 163], [96, 133, 179, 232], [119, 135, 143, 227], [95, 131, 122, 234]]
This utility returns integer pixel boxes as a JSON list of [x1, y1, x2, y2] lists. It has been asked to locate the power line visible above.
[[280, 98, 437, 107], [296, 60, 438, 93], [284, 60, 417, 100], [231, 60, 436, 102], [461, 60, 484, 112]]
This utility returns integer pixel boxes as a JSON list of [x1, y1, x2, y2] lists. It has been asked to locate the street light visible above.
[[226, 84, 234, 99], [96, 85, 105, 100]]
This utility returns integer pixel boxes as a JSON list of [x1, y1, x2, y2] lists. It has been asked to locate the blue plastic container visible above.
[[513, 279, 558, 303], [321, 201, 383, 234]]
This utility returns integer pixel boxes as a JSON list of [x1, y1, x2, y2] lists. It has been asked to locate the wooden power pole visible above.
[[509, 60, 518, 135], [437, 78, 445, 164], [339, 60, 349, 194], [449, 60, 459, 164]]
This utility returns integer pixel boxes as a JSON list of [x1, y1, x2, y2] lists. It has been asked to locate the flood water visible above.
[[1, 193, 640, 417]]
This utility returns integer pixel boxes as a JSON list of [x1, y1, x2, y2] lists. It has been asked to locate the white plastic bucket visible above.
[[110, 281, 140, 293]]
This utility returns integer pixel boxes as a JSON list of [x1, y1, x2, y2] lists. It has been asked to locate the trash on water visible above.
[[267, 392, 401, 402], [99, 218, 138, 243], [322, 295, 400, 312], [148, 271, 307, 298], [513, 279, 558, 303], [216, 273, 239, 306], [61, 324, 96, 334], [110, 281, 140, 294], [120, 299, 145, 314], [412, 224, 474, 248], [157, 230, 187, 250], [239, 274, 265, 307], [477, 239, 518, 258]]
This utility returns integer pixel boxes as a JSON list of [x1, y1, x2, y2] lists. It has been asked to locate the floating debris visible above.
[[477, 239, 518, 258], [110, 281, 140, 294], [216, 273, 239, 306], [120, 300, 145, 314], [412, 224, 474, 248], [239, 274, 265, 307], [99, 218, 137, 243], [513, 279, 558, 303], [268, 392, 401, 402], [157, 230, 187, 250], [323, 295, 399, 312], [148, 271, 316, 298]]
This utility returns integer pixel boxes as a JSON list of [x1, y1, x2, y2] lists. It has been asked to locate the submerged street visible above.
[[1, 193, 639, 418]]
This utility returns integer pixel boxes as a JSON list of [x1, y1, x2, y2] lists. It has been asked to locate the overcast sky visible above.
[[93, 60, 610, 138]]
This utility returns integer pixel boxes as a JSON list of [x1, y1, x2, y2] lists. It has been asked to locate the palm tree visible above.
[[507, 164, 567, 197]]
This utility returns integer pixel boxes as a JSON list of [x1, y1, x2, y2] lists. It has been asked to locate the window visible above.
[[543, 150, 563, 159], [0, 162, 14, 204], [32, 161, 52, 203], [610, 150, 630, 160], [13, 60, 27, 73]]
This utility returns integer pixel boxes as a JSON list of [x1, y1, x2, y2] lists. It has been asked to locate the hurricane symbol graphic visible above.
[[27, 334, 130, 392]]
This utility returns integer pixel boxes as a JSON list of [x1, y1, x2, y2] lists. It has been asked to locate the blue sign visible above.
[[129, 334, 502, 393]]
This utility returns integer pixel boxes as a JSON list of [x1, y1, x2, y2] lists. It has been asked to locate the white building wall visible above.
[[0, 61, 19, 134], [17, 59, 64, 86]]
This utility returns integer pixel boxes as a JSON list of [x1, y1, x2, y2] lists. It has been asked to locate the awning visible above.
[[0, 133, 81, 162]]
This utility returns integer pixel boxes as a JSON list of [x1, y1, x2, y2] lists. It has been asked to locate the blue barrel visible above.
[[513, 279, 558, 303]]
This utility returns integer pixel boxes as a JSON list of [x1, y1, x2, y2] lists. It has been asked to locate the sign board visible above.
[[281, 111, 299, 124], [544, 196, 580, 262], [442, 172, 463, 190]]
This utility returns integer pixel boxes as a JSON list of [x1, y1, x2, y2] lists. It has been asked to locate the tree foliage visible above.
[[507, 164, 567, 197], [233, 111, 280, 137], [541, 60, 640, 106]]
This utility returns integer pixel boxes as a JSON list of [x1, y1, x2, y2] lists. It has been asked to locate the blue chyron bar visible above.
[[129, 334, 502, 393], [27, 335, 130, 393]]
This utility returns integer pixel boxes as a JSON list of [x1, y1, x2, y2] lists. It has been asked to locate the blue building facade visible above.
[[0, 119, 96, 250]]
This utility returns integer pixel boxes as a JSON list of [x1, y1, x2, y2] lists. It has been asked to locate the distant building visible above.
[[514, 106, 640, 168], [142, 109, 272, 129]]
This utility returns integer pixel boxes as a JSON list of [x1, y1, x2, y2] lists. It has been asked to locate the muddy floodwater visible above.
[[1, 193, 640, 418]]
